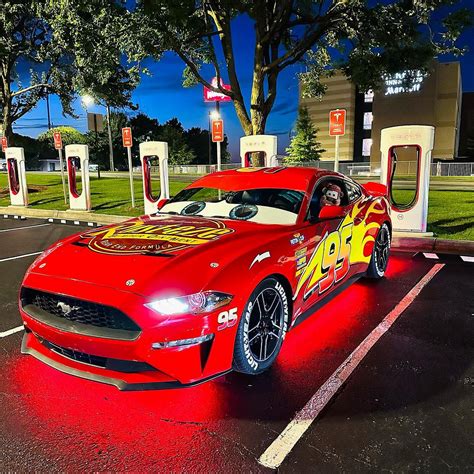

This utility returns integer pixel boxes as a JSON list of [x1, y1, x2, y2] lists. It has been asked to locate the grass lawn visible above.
[[0, 173, 472, 240], [392, 189, 473, 240], [0, 173, 188, 217]]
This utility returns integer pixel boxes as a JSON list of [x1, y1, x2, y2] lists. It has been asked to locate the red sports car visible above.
[[19, 167, 391, 390]]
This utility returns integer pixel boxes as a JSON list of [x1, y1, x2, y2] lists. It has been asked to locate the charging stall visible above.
[[380, 125, 435, 234], [6, 147, 28, 207], [139, 141, 170, 215], [240, 135, 278, 167], [65, 144, 91, 211]]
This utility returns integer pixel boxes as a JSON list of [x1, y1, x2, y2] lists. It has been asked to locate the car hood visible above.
[[27, 215, 288, 297]]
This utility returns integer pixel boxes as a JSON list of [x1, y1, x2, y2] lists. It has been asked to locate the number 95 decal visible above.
[[217, 307, 238, 331]]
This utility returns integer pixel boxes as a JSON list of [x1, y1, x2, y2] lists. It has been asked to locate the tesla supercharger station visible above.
[[139, 141, 170, 215], [240, 135, 278, 167], [380, 125, 435, 234], [65, 144, 91, 211], [6, 147, 28, 206]]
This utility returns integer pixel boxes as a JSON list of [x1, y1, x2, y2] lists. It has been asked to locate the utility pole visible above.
[[46, 93, 52, 129], [106, 103, 114, 171]]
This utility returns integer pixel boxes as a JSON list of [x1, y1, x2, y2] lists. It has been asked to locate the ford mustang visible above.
[[19, 167, 391, 390]]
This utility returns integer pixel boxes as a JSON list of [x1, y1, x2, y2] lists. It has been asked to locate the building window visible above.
[[364, 90, 374, 103], [363, 112, 373, 130], [362, 138, 372, 157]]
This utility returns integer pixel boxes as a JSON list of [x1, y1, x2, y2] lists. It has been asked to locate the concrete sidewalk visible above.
[[2, 205, 473, 256]]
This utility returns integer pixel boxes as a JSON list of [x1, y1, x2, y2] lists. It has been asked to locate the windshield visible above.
[[159, 187, 304, 225]]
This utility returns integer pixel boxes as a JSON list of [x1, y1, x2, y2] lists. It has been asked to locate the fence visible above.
[[160, 160, 474, 178]]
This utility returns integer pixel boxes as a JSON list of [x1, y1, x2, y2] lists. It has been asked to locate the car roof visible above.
[[188, 167, 341, 193]]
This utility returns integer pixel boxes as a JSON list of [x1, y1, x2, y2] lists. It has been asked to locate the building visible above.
[[458, 92, 474, 159], [38, 159, 61, 172], [300, 61, 462, 163]]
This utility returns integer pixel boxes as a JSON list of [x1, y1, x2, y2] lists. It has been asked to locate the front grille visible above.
[[21, 287, 141, 335], [39, 337, 155, 373], [45, 338, 107, 367]]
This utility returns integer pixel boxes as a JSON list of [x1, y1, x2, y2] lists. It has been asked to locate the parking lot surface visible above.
[[0, 217, 472, 471]]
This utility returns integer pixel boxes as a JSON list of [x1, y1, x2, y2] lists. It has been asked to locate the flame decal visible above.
[[295, 197, 386, 300]]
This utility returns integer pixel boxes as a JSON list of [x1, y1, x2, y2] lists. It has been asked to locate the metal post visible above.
[[127, 147, 135, 207], [46, 94, 52, 129], [208, 112, 212, 165], [93, 114, 100, 179], [334, 135, 340, 172], [215, 101, 221, 171], [106, 103, 114, 171], [58, 148, 67, 204]]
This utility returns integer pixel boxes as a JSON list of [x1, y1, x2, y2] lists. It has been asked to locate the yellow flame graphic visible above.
[[295, 197, 386, 299]]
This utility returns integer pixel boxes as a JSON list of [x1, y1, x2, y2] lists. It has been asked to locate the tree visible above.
[[132, 1, 470, 136], [84, 112, 130, 171], [38, 126, 86, 150], [184, 126, 230, 164], [159, 118, 196, 165], [286, 106, 324, 163], [0, 1, 139, 143], [0, 1, 73, 142]]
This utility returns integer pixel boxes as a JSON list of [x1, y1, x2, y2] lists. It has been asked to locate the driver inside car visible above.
[[320, 183, 343, 207]]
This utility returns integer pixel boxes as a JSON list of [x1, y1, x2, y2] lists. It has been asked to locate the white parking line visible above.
[[0, 223, 51, 233], [0, 326, 24, 338], [0, 251, 43, 263], [258, 263, 445, 470]]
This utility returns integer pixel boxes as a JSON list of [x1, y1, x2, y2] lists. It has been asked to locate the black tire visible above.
[[366, 223, 391, 279], [233, 277, 289, 375]]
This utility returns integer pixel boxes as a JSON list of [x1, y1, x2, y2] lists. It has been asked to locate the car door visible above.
[[293, 176, 355, 314]]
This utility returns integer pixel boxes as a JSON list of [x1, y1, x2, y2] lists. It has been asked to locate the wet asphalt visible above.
[[0, 217, 472, 472]]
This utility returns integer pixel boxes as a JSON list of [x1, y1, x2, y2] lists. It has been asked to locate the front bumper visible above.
[[19, 272, 237, 390], [21, 330, 229, 391]]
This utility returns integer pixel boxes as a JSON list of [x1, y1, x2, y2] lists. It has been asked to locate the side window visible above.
[[307, 178, 348, 220], [345, 181, 362, 203]]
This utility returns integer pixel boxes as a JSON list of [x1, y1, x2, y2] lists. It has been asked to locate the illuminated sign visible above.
[[384, 70, 426, 95]]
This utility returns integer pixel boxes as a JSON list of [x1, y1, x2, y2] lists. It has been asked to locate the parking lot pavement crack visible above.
[[157, 417, 260, 461], [159, 417, 204, 426]]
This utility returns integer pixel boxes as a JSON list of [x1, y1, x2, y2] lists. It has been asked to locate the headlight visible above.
[[145, 291, 233, 316]]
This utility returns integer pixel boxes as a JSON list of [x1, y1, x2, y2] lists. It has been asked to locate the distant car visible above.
[[19, 167, 391, 390], [88, 164, 99, 172]]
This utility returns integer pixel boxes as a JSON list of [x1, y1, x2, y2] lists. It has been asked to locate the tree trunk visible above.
[[2, 97, 13, 144]]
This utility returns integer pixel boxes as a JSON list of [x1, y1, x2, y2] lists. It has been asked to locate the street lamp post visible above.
[[82, 94, 114, 172], [106, 103, 114, 171]]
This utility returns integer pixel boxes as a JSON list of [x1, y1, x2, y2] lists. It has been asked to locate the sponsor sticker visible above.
[[290, 233, 305, 245]]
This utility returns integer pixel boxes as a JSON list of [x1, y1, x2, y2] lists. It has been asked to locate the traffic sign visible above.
[[212, 119, 224, 142], [329, 109, 346, 136], [53, 131, 62, 150], [204, 77, 232, 102], [1, 136, 7, 152], [122, 127, 133, 148]]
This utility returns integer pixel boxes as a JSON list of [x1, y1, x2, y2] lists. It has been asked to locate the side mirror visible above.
[[318, 205, 345, 220], [157, 198, 169, 210]]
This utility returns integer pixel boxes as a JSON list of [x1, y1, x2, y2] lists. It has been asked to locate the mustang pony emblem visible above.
[[57, 302, 79, 316]]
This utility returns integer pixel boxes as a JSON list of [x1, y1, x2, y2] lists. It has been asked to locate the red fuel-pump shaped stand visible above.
[[240, 135, 278, 168], [139, 141, 170, 215], [380, 125, 435, 234], [6, 147, 29, 206], [65, 144, 91, 211]]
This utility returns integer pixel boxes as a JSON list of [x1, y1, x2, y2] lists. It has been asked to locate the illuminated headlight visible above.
[[145, 291, 233, 316], [151, 334, 214, 349]]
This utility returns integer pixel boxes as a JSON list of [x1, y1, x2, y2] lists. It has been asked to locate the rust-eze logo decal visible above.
[[80, 219, 234, 255]]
